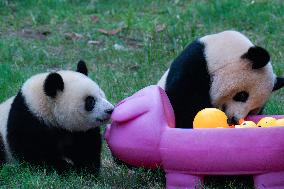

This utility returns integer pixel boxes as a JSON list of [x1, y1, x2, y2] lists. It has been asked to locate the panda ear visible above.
[[241, 46, 270, 69], [273, 77, 284, 91], [44, 73, 64, 98], [76, 60, 88, 76]]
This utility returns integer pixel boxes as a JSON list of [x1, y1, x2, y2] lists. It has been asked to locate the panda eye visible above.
[[85, 96, 96, 111], [233, 91, 249, 102]]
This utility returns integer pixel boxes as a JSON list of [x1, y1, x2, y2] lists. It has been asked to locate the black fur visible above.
[[85, 96, 96, 112], [44, 73, 64, 98], [0, 135, 5, 165], [77, 60, 88, 76], [165, 40, 212, 128], [273, 77, 284, 91], [233, 91, 249, 102], [7, 92, 102, 174], [241, 46, 270, 69]]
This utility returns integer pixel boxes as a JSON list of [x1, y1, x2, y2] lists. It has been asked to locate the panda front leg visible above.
[[50, 158, 74, 174], [67, 145, 101, 176], [54, 155, 100, 175], [72, 153, 101, 175], [59, 128, 102, 175]]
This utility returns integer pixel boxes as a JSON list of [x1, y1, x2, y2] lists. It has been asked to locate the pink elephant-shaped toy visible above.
[[105, 85, 284, 189]]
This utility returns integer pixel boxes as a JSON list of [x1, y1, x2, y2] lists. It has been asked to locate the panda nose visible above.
[[105, 109, 114, 114], [227, 116, 238, 125]]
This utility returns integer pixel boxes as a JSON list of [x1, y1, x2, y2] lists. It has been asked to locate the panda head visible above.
[[21, 60, 114, 131], [200, 30, 284, 124]]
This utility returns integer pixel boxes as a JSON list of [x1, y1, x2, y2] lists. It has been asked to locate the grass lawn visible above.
[[0, 0, 284, 188]]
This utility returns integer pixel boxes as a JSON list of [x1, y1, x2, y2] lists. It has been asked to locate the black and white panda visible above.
[[158, 30, 284, 128], [0, 60, 114, 173]]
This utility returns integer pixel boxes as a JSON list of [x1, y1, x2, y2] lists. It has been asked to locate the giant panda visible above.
[[158, 30, 284, 128], [0, 60, 114, 173]]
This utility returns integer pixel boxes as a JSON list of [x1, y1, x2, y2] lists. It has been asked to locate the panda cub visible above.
[[158, 30, 284, 128], [0, 60, 114, 173]]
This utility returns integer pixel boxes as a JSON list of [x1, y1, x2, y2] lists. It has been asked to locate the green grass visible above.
[[0, 0, 283, 188]]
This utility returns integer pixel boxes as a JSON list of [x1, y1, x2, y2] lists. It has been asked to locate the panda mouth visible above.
[[96, 118, 109, 123]]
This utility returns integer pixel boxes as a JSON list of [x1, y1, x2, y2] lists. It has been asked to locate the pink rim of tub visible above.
[[105, 85, 284, 189]]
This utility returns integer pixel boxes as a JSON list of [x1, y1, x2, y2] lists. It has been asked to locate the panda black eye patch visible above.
[[85, 96, 96, 111], [233, 91, 249, 102]]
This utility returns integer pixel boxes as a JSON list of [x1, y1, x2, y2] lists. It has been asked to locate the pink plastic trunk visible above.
[[105, 85, 284, 189]]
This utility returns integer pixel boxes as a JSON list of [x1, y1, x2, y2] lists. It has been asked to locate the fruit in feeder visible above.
[[193, 108, 229, 129], [235, 121, 257, 128], [275, 118, 284, 126], [256, 117, 277, 127]]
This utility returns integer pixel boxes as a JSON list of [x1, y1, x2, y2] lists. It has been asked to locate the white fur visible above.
[[158, 30, 276, 121], [200, 31, 276, 120], [21, 70, 114, 131], [0, 97, 15, 162], [157, 69, 169, 89], [0, 70, 113, 162], [200, 30, 254, 73]]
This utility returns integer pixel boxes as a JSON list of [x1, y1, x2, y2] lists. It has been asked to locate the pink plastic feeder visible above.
[[105, 85, 284, 189]]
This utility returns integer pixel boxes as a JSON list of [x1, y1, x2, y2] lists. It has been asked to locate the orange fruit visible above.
[[238, 118, 245, 124], [193, 108, 229, 129], [275, 118, 284, 126], [235, 121, 257, 128], [257, 117, 277, 127]]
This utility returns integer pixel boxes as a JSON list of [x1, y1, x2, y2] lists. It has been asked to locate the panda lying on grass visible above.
[[158, 30, 284, 128], [0, 60, 113, 173]]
